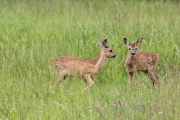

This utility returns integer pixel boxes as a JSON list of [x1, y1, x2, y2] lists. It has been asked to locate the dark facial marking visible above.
[[130, 44, 136, 48]]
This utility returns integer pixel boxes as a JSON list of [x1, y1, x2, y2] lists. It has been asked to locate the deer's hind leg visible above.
[[51, 70, 67, 89], [147, 67, 159, 89]]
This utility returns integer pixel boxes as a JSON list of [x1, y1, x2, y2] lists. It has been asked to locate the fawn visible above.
[[124, 38, 159, 91], [49, 39, 116, 91]]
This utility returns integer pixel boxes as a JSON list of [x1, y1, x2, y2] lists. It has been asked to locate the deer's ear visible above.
[[102, 39, 108, 47], [135, 38, 143, 46], [96, 38, 103, 47], [124, 38, 130, 46]]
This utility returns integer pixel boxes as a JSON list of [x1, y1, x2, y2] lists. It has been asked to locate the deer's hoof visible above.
[[153, 85, 159, 89]]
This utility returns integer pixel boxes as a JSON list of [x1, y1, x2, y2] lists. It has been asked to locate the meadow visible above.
[[0, 0, 180, 119]]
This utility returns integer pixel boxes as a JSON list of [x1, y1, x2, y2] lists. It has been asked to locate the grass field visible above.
[[0, 0, 180, 119]]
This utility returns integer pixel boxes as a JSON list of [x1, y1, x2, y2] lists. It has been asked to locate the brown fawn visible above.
[[124, 38, 159, 91], [49, 39, 116, 91]]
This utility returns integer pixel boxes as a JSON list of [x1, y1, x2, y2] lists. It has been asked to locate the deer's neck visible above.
[[92, 49, 106, 73], [125, 54, 134, 65]]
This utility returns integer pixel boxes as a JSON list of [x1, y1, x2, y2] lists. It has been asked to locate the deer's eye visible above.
[[109, 50, 112, 52], [135, 48, 137, 50], [129, 48, 131, 50]]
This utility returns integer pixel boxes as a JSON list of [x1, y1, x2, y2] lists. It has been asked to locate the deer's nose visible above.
[[113, 55, 116, 58], [131, 53, 135, 56]]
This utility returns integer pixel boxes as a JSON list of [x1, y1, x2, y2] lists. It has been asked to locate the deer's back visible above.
[[49, 56, 95, 75], [135, 51, 158, 64]]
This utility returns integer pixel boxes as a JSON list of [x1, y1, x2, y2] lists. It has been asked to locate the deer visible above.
[[123, 38, 159, 91], [49, 38, 116, 91]]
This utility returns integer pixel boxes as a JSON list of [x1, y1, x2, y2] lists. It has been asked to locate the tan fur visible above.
[[124, 51, 158, 73], [49, 39, 116, 91], [124, 38, 159, 91]]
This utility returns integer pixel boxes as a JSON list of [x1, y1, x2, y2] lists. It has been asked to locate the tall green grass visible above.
[[0, 0, 180, 119]]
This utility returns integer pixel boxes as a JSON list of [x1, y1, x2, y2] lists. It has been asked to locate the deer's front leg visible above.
[[128, 72, 133, 91], [83, 74, 94, 91], [134, 72, 139, 88]]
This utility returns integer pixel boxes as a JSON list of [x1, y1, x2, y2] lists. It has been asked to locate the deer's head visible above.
[[96, 39, 116, 58], [124, 38, 143, 56]]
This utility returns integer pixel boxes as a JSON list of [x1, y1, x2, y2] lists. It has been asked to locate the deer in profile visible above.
[[49, 39, 116, 91], [124, 38, 159, 91]]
